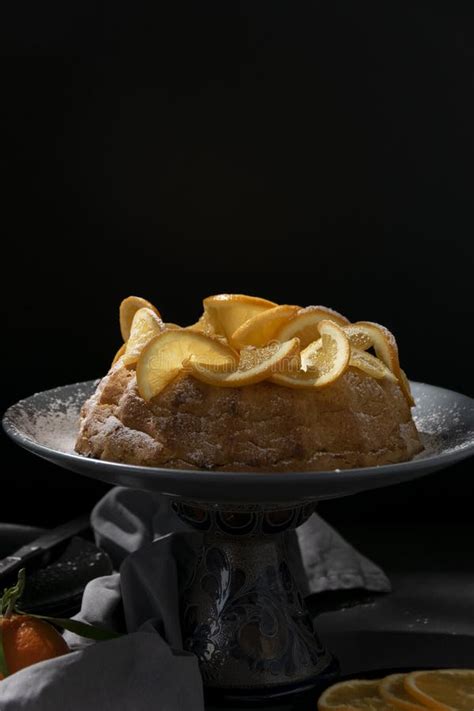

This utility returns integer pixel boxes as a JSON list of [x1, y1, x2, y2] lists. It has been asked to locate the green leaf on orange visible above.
[[24, 614, 121, 642]]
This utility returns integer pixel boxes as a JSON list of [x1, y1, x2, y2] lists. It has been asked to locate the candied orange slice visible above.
[[111, 343, 127, 367], [272, 320, 350, 388], [404, 669, 474, 711], [318, 679, 393, 710], [120, 296, 161, 341], [203, 294, 276, 341], [189, 338, 299, 387], [137, 330, 238, 400], [123, 307, 164, 367], [378, 674, 426, 710], [344, 325, 373, 351], [400, 369, 416, 407], [352, 321, 400, 376], [350, 349, 398, 382], [270, 362, 328, 388], [350, 321, 415, 404], [231, 305, 299, 348], [187, 311, 215, 335], [300, 320, 350, 378], [276, 306, 350, 348]]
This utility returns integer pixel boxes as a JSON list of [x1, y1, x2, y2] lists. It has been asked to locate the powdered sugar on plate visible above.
[[412, 383, 474, 458], [3, 380, 99, 454]]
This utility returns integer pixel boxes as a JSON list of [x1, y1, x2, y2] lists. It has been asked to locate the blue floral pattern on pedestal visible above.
[[183, 545, 325, 683]]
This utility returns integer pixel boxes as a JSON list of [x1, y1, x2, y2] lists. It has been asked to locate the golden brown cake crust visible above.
[[75, 364, 423, 471]]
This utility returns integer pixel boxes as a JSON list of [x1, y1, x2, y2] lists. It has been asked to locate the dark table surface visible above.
[[207, 521, 474, 710], [1, 520, 472, 709]]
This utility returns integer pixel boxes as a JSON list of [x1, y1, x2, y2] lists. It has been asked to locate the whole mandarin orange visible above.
[[0, 614, 69, 679]]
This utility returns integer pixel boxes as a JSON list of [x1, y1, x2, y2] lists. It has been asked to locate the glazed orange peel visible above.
[[113, 293, 415, 404], [119, 296, 161, 341]]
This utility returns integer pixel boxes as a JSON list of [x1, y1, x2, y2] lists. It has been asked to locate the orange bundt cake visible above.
[[75, 294, 423, 471]]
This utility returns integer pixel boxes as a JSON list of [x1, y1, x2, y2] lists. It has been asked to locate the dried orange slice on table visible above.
[[272, 320, 350, 388], [320, 670, 474, 711], [379, 674, 427, 710], [404, 669, 474, 711], [189, 338, 300, 387], [203, 294, 277, 341], [318, 679, 394, 710], [137, 330, 239, 400], [119, 295, 161, 341]]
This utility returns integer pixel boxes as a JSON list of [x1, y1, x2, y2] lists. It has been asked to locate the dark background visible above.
[[1, 2, 473, 528]]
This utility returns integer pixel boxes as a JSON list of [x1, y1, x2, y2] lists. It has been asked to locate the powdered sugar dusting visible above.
[[412, 383, 474, 458], [4, 381, 98, 454]]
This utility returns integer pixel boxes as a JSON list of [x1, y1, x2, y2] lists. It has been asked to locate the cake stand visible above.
[[3, 380, 474, 701]]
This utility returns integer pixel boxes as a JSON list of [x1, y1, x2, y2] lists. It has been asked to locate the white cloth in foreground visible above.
[[0, 488, 390, 710]]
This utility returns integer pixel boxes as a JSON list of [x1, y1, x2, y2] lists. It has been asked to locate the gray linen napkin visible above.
[[0, 488, 390, 710]]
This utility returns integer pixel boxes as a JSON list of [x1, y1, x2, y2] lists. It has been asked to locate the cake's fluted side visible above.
[[74, 363, 423, 471]]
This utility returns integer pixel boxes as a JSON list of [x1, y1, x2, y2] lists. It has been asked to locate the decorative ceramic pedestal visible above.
[[173, 500, 335, 699]]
